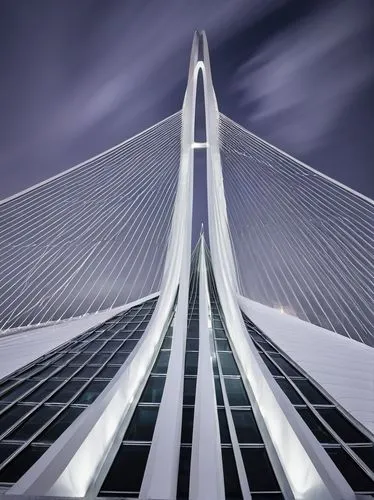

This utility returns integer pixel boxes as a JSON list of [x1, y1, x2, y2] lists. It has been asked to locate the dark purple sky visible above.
[[0, 0, 373, 200]]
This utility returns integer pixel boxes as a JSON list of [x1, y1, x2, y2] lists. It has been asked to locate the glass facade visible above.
[[241, 313, 374, 494], [0, 297, 157, 486]]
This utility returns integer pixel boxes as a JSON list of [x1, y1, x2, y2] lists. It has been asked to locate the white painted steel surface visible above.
[[239, 296, 374, 435]]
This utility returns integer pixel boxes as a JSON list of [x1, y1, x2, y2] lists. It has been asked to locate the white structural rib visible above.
[[202, 31, 355, 499], [239, 296, 374, 436], [189, 235, 225, 500]]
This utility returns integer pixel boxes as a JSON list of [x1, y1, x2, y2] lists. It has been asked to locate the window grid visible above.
[[98, 308, 175, 497], [0, 298, 158, 486], [242, 313, 374, 493], [177, 248, 200, 499], [207, 258, 284, 498]]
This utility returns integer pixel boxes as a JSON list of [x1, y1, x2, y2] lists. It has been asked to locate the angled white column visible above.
[[139, 32, 198, 500], [189, 235, 225, 500], [201, 31, 355, 500]]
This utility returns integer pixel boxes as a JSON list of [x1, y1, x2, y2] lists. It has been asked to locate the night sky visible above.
[[0, 0, 373, 202]]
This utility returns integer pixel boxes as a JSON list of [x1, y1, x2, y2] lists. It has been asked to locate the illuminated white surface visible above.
[[239, 296, 374, 435]]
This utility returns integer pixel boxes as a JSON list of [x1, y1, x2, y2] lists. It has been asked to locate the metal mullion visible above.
[[243, 319, 374, 483], [214, 334, 252, 500]]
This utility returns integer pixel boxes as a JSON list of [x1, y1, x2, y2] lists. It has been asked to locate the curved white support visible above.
[[201, 31, 355, 500]]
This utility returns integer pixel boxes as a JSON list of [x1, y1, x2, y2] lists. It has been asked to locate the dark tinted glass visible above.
[[110, 352, 129, 365], [0, 443, 18, 464], [326, 447, 374, 491], [221, 447, 243, 499], [7, 406, 60, 440], [297, 408, 336, 443], [218, 409, 231, 444], [219, 352, 239, 376], [33, 365, 61, 379], [140, 376, 166, 403], [37, 407, 84, 442], [100, 444, 150, 493], [232, 410, 263, 443], [97, 365, 120, 379], [161, 337, 172, 349], [0, 405, 32, 435], [214, 377, 224, 405], [68, 353, 92, 365], [0, 380, 40, 402], [187, 320, 199, 338], [216, 339, 231, 351], [269, 354, 301, 377], [124, 406, 159, 441], [48, 380, 85, 404], [275, 378, 305, 405], [224, 378, 250, 406], [317, 408, 371, 443], [22, 380, 61, 402], [152, 351, 170, 374], [214, 329, 226, 339], [120, 340, 138, 352], [212, 318, 223, 329], [186, 339, 199, 351], [75, 365, 98, 379], [177, 446, 192, 499], [293, 380, 330, 405], [241, 447, 280, 491], [87, 352, 112, 365], [185, 352, 198, 376], [75, 380, 109, 405], [0, 445, 48, 483], [181, 407, 194, 444], [183, 377, 197, 405], [259, 354, 282, 376], [351, 446, 374, 470], [53, 365, 80, 378]]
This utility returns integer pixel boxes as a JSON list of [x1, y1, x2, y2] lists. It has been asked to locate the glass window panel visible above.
[[275, 378, 305, 405], [37, 407, 84, 442], [181, 407, 194, 444], [232, 409, 263, 443], [87, 352, 112, 365], [100, 340, 122, 353], [186, 339, 199, 351], [293, 379, 330, 405], [214, 329, 226, 339], [68, 353, 92, 365], [218, 409, 231, 444], [97, 365, 120, 379], [0, 379, 20, 394], [185, 352, 198, 376], [317, 408, 371, 443], [326, 447, 374, 491], [219, 352, 240, 376], [212, 353, 219, 376], [221, 447, 243, 499], [75, 380, 109, 405], [259, 354, 282, 376], [297, 408, 337, 444], [140, 376, 166, 403], [269, 354, 302, 377], [7, 406, 60, 441], [110, 352, 129, 365], [152, 351, 170, 374], [52, 365, 79, 379], [0, 445, 48, 483], [74, 365, 98, 379], [216, 339, 231, 351], [241, 447, 280, 491], [351, 446, 374, 471], [213, 317, 223, 329], [183, 377, 196, 405], [0, 380, 41, 402], [22, 380, 61, 403], [124, 406, 159, 441], [187, 320, 199, 339], [30, 365, 61, 379], [48, 380, 86, 404], [99, 444, 150, 494], [161, 337, 172, 350], [214, 377, 224, 406], [0, 405, 32, 435], [224, 378, 250, 406], [128, 331, 143, 340], [0, 443, 19, 465], [120, 340, 138, 353], [83, 340, 106, 352], [177, 446, 192, 499]]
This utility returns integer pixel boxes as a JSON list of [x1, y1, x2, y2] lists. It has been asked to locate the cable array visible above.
[[219, 113, 374, 346], [0, 112, 182, 331]]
